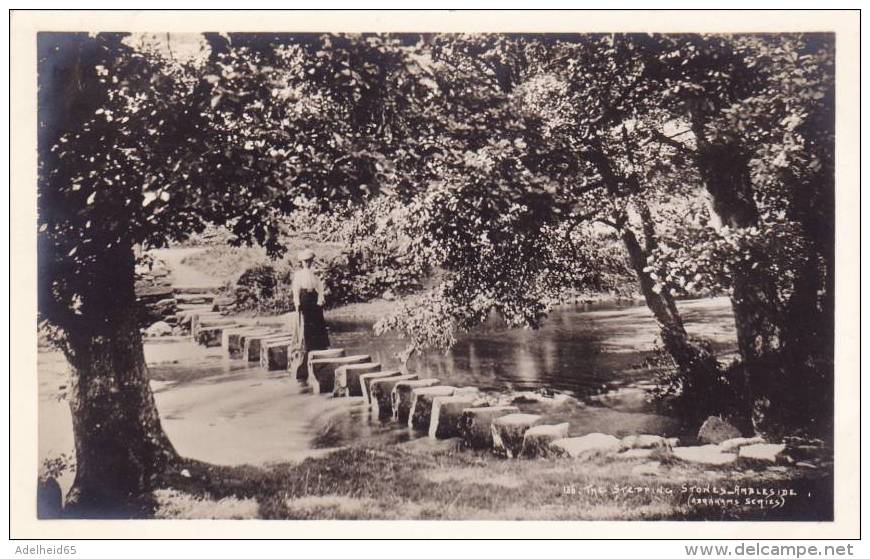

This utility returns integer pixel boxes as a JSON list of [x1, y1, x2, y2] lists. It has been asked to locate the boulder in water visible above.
[[697, 416, 741, 444]]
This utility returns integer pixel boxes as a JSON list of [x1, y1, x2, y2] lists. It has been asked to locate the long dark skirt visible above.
[[289, 289, 331, 379], [298, 289, 330, 350]]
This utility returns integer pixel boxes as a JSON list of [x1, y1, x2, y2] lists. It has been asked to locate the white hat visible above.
[[297, 249, 315, 262]]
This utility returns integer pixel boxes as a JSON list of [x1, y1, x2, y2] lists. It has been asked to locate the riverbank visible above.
[[153, 442, 832, 520]]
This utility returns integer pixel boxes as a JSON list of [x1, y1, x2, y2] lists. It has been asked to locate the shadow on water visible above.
[[39, 296, 737, 476], [328, 297, 737, 402]]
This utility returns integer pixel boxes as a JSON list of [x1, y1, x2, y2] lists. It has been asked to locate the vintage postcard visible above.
[[9, 9, 860, 539]]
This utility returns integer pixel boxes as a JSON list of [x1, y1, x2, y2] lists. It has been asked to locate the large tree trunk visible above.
[[620, 224, 723, 385], [690, 114, 790, 432], [586, 142, 732, 424], [60, 245, 178, 516]]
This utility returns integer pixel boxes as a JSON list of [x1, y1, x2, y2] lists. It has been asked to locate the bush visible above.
[[319, 246, 424, 308], [644, 340, 744, 428], [234, 264, 279, 308]]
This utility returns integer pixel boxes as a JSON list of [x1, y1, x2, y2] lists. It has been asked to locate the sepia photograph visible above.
[[9, 9, 860, 539]]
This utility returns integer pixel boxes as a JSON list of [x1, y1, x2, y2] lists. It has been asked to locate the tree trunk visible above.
[[690, 113, 786, 431], [60, 245, 178, 517], [620, 224, 721, 380]]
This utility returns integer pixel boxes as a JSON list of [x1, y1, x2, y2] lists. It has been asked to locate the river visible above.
[[38, 296, 736, 496]]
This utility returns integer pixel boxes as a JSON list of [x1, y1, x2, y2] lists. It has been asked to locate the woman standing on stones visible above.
[[288, 249, 330, 378]]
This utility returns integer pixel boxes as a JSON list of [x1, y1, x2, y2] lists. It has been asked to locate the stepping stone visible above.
[[719, 436, 766, 453], [173, 286, 221, 295], [310, 355, 371, 394], [334, 362, 381, 397], [308, 348, 345, 361], [299, 348, 345, 380], [408, 386, 457, 430], [429, 392, 484, 439], [174, 309, 208, 331], [522, 423, 570, 458], [175, 293, 215, 305], [359, 370, 403, 404], [222, 327, 269, 359], [260, 338, 296, 370], [195, 323, 239, 347], [392, 379, 441, 423], [244, 332, 292, 362], [620, 434, 678, 450], [550, 434, 620, 459], [457, 406, 519, 449], [176, 303, 213, 313], [673, 444, 737, 465], [188, 311, 222, 335], [370, 374, 419, 420], [192, 315, 231, 337], [738, 443, 786, 463], [491, 414, 542, 458]]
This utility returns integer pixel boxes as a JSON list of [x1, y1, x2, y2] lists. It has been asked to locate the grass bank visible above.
[[154, 442, 832, 521]]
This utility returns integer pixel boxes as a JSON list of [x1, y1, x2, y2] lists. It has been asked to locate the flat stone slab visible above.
[[620, 434, 678, 450], [522, 423, 571, 458], [195, 323, 239, 347], [175, 293, 215, 305], [429, 393, 482, 439], [334, 362, 382, 397], [308, 348, 345, 361], [491, 413, 542, 458], [222, 327, 271, 359], [260, 338, 295, 370], [409, 386, 457, 430], [673, 445, 738, 465], [310, 355, 371, 394], [458, 406, 519, 449], [189, 312, 223, 335], [719, 436, 766, 453], [359, 370, 403, 405], [738, 443, 786, 463], [392, 379, 441, 423], [296, 348, 344, 381], [371, 374, 419, 420], [550, 433, 620, 459], [244, 332, 293, 362]]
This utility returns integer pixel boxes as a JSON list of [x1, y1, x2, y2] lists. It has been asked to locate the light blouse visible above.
[[291, 268, 325, 307]]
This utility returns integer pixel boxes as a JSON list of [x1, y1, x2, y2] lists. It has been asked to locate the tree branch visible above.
[[649, 129, 697, 158]]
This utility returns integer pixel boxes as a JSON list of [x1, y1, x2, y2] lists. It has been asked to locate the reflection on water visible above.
[[39, 296, 737, 477], [329, 297, 736, 401]]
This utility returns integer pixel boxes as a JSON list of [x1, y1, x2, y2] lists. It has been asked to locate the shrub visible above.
[[234, 264, 279, 308]]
